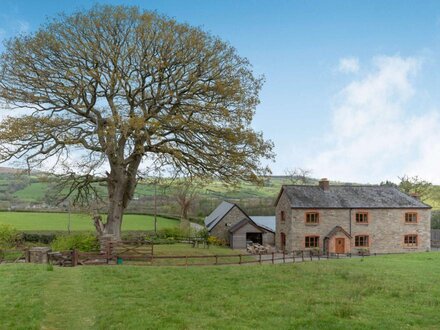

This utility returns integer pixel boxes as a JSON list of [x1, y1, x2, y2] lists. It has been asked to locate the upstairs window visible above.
[[305, 212, 319, 224], [404, 234, 418, 247], [355, 235, 369, 247], [280, 211, 286, 223], [355, 212, 368, 224], [405, 212, 418, 224], [305, 236, 319, 248]]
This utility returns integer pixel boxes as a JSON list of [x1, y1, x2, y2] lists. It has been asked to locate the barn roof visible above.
[[228, 217, 275, 234], [276, 185, 431, 209], [250, 216, 276, 232], [204, 201, 249, 230]]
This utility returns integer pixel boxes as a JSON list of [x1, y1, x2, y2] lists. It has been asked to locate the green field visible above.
[[1, 252, 440, 329], [0, 212, 179, 231]]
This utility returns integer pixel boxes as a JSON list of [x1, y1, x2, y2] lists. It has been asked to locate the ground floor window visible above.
[[404, 234, 418, 247], [305, 236, 319, 248], [355, 235, 369, 247], [280, 232, 286, 250]]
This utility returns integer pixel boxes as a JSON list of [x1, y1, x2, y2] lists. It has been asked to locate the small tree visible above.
[[284, 168, 313, 184], [172, 178, 204, 229], [0, 6, 273, 239], [398, 175, 432, 201]]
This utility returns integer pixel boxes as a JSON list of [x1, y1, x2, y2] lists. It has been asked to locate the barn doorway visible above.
[[246, 232, 263, 245]]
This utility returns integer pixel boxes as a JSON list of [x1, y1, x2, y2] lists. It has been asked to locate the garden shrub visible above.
[[207, 236, 227, 246], [51, 233, 99, 252], [0, 224, 21, 248]]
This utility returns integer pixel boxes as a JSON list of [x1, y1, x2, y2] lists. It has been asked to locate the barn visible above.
[[204, 201, 275, 249]]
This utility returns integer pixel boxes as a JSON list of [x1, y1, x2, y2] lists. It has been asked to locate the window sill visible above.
[[355, 222, 369, 225], [305, 223, 319, 226]]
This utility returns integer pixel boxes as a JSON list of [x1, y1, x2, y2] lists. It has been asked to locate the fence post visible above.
[[310, 250, 313, 261], [215, 255, 218, 265], [318, 251, 320, 261], [72, 249, 78, 267], [259, 253, 262, 265], [292, 251, 295, 263], [283, 250, 285, 263], [239, 254, 242, 265], [301, 250, 304, 262], [271, 252, 274, 264]]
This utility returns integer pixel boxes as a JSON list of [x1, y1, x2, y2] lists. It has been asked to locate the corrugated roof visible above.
[[280, 185, 431, 209], [204, 201, 236, 230]]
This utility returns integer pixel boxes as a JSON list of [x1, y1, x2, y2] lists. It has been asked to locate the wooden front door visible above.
[[335, 238, 345, 254]]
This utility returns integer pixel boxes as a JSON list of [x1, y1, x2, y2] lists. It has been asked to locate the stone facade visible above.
[[275, 190, 431, 254], [210, 205, 248, 242]]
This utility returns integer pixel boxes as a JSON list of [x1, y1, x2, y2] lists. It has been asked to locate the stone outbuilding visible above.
[[205, 201, 275, 249], [275, 179, 432, 254]]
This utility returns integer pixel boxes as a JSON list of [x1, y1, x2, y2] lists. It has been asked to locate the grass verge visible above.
[[1, 253, 440, 329]]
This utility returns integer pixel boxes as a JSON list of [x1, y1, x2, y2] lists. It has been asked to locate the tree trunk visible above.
[[98, 167, 131, 240]]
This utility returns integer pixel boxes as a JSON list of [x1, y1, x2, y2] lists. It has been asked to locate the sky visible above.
[[1, 1, 440, 183]]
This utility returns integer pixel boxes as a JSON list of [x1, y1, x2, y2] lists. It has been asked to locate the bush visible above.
[[22, 232, 57, 244], [51, 233, 99, 252], [155, 227, 189, 239], [196, 228, 210, 240], [207, 236, 227, 246], [0, 224, 20, 248]]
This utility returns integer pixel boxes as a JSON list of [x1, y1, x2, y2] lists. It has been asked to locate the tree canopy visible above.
[[0, 5, 273, 238]]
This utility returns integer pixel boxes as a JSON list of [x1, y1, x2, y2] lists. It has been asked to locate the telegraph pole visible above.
[[154, 180, 157, 234]]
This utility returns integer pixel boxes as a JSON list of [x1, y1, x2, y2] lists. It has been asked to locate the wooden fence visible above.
[[47, 249, 370, 267], [0, 249, 27, 263]]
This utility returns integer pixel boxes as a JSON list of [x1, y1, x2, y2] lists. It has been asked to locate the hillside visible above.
[[0, 169, 438, 218]]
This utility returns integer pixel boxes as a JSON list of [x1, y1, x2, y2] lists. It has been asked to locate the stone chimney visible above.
[[319, 178, 330, 191], [410, 193, 420, 201]]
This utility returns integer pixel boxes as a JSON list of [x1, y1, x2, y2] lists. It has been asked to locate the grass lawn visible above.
[[0, 212, 179, 231], [1, 253, 440, 329]]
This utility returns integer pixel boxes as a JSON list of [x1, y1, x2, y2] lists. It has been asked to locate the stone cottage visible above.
[[205, 201, 275, 249], [275, 179, 431, 254]]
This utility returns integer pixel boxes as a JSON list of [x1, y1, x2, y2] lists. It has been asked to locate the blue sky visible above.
[[2, 1, 440, 183]]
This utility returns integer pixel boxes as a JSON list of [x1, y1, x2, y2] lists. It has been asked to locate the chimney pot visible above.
[[319, 178, 330, 191]]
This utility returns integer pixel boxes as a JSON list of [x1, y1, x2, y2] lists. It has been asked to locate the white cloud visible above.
[[338, 57, 360, 74], [308, 55, 440, 184]]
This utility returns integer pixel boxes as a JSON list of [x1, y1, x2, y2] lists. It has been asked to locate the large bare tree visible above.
[[0, 6, 273, 239]]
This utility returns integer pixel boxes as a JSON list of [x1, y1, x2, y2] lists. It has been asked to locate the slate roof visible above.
[[204, 201, 246, 230], [326, 226, 352, 238], [228, 218, 267, 233], [250, 216, 276, 232], [277, 185, 431, 209]]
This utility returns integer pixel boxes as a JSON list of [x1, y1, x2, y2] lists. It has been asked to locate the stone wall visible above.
[[275, 190, 431, 253], [209, 206, 248, 243], [275, 191, 293, 250]]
